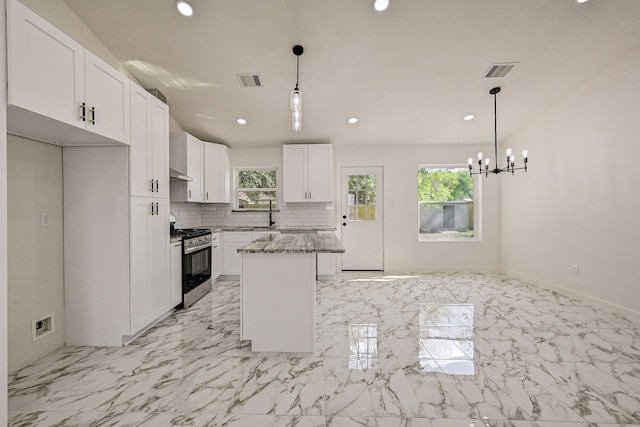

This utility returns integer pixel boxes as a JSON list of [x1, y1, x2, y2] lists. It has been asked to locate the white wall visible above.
[[501, 46, 640, 318], [1, 0, 9, 421], [335, 144, 501, 272], [7, 136, 64, 372]]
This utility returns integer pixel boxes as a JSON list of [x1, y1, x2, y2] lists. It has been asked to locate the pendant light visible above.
[[291, 45, 304, 132], [467, 87, 529, 177]]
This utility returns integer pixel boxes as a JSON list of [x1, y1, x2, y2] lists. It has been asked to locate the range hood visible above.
[[170, 168, 196, 182]]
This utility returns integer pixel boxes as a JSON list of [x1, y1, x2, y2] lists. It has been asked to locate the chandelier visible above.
[[291, 45, 304, 132], [468, 87, 529, 177]]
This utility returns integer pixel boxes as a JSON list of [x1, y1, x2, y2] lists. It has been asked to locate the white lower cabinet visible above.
[[170, 240, 183, 308], [211, 232, 221, 281], [221, 231, 279, 278], [222, 232, 253, 277], [317, 231, 337, 280], [129, 197, 171, 335]]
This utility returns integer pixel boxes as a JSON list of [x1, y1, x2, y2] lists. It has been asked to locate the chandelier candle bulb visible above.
[[477, 151, 484, 161]]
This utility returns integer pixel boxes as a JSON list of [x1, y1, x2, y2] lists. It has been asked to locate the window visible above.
[[347, 174, 377, 221], [418, 166, 477, 241], [235, 167, 277, 210]]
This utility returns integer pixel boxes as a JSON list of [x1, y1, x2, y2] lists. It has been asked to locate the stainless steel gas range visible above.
[[170, 227, 213, 308]]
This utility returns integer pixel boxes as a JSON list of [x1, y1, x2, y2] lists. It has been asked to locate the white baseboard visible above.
[[502, 268, 640, 322]]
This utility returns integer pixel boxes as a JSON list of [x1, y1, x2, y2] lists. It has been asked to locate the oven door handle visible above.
[[184, 242, 212, 255]]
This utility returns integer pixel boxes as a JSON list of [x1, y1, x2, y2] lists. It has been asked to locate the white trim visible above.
[[503, 268, 640, 322]]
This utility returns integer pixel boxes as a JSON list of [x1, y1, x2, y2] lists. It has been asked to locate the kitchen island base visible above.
[[241, 252, 316, 353]]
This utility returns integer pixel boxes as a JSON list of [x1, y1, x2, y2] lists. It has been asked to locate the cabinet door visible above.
[[222, 232, 253, 275], [130, 198, 153, 334], [203, 143, 230, 203], [283, 145, 308, 202], [170, 242, 183, 308], [151, 199, 171, 317], [7, 0, 85, 129], [317, 231, 337, 278], [84, 51, 130, 144], [211, 241, 221, 281], [151, 99, 170, 199], [129, 83, 152, 197], [220, 146, 231, 203], [307, 144, 334, 202], [203, 142, 221, 203], [186, 136, 204, 202]]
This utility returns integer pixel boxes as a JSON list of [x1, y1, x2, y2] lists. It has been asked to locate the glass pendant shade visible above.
[[292, 109, 302, 132], [291, 89, 302, 111]]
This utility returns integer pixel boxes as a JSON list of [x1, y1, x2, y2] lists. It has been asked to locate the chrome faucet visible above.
[[268, 200, 276, 227]]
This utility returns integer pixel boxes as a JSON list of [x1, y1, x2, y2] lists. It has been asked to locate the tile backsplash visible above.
[[171, 202, 335, 229]]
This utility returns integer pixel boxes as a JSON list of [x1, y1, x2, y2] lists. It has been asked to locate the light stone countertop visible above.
[[199, 225, 336, 233], [237, 233, 345, 254]]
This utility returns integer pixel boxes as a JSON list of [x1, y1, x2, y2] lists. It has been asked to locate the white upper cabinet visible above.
[[6, 0, 130, 145], [83, 51, 131, 143], [203, 142, 231, 203], [170, 132, 204, 202], [283, 144, 333, 203], [130, 82, 169, 199]]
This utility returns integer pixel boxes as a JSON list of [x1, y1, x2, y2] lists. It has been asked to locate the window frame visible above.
[[234, 166, 278, 211], [417, 164, 481, 242]]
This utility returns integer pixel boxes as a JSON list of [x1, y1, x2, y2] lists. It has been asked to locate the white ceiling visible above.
[[62, 0, 640, 149]]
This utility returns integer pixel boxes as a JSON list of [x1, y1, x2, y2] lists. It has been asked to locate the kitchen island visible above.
[[238, 233, 344, 352]]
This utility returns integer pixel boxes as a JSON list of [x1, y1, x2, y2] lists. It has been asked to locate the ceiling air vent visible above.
[[485, 62, 518, 78], [237, 74, 262, 87]]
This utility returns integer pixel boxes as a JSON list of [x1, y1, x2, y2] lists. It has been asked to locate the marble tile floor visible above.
[[8, 272, 640, 427]]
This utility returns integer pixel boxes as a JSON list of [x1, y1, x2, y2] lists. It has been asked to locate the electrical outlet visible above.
[[572, 265, 579, 276]]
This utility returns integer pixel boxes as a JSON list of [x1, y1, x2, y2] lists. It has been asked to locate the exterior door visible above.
[[341, 166, 384, 270]]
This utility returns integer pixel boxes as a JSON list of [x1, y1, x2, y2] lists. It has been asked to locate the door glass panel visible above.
[[347, 175, 377, 222]]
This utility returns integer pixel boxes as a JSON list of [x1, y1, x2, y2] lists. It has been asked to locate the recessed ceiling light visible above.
[[464, 114, 475, 121], [347, 117, 358, 124], [576, 0, 590, 3], [236, 118, 247, 125], [373, 0, 390, 12], [175, 1, 193, 16]]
